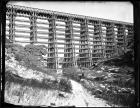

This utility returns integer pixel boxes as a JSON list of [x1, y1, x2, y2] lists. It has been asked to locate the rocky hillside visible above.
[[63, 50, 135, 107], [5, 41, 112, 107]]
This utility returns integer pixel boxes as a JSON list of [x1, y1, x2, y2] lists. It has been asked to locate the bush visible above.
[[103, 50, 134, 67], [23, 44, 47, 68], [63, 67, 82, 82], [6, 43, 48, 70], [6, 43, 25, 55], [24, 44, 47, 56], [93, 76, 105, 82], [58, 78, 72, 93], [5, 38, 11, 43], [14, 50, 29, 62]]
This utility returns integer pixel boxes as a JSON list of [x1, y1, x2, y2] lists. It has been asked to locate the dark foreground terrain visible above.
[[63, 50, 135, 107]]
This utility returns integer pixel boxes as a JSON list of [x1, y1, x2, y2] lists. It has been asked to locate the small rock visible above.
[[94, 89, 102, 95], [101, 67, 105, 70], [50, 103, 55, 106], [96, 70, 102, 73], [100, 84, 105, 88], [58, 93, 65, 98]]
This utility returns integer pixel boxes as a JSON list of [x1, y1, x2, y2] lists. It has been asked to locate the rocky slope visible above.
[[5, 50, 112, 107]]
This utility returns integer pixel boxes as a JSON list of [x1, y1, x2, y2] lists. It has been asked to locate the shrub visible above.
[[58, 78, 72, 93], [93, 76, 105, 82], [5, 38, 11, 43], [21, 44, 47, 68], [6, 43, 24, 55], [24, 44, 47, 57], [63, 67, 82, 81], [14, 49, 29, 62], [103, 50, 134, 67], [6, 43, 48, 70]]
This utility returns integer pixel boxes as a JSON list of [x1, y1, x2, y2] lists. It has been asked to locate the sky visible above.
[[8, 1, 133, 23]]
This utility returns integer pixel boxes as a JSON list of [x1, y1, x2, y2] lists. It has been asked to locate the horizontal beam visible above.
[[6, 4, 133, 26]]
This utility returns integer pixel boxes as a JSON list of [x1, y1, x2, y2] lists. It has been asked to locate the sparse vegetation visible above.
[[6, 39, 48, 70], [5, 40, 72, 94], [5, 67, 72, 93], [63, 67, 83, 82], [62, 47, 135, 107], [79, 50, 135, 107]]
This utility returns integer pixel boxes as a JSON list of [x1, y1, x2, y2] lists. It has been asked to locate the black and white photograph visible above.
[[2, 1, 137, 107]]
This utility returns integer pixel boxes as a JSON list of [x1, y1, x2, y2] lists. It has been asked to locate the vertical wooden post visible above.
[[52, 14, 57, 70], [93, 21, 101, 62], [85, 18, 92, 68], [69, 17, 76, 67], [79, 18, 91, 68], [64, 17, 74, 68], [80, 20, 84, 67], [29, 11, 37, 44], [116, 24, 125, 55], [111, 23, 117, 57], [123, 25, 127, 52], [127, 26, 133, 49], [48, 14, 57, 70], [99, 21, 105, 60], [34, 12, 37, 43], [114, 24, 119, 55], [8, 7, 16, 43], [106, 23, 116, 58]]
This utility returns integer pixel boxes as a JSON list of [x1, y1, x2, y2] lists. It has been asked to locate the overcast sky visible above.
[[8, 1, 133, 23]]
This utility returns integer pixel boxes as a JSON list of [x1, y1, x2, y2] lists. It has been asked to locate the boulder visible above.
[[50, 103, 56, 106], [58, 93, 65, 98], [86, 74, 96, 81], [94, 76, 106, 81], [92, 89, 103, 96]]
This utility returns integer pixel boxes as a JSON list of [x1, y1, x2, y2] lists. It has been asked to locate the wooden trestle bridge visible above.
[[6, 4, 133, 70]]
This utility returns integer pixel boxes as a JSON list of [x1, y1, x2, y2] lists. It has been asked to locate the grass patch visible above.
[[5, 69, 72, 93], [62, 67, 83, 82]]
